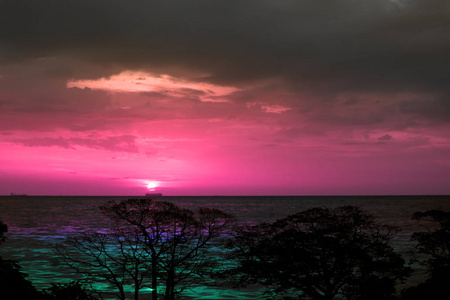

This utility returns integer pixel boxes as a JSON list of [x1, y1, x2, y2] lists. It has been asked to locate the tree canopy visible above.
[[0, 220, 50, 299], [229, 206, 411, 300], [0, 220, 7, 244], [402, 210, 450, 300], [56, 199, 235, 300], [55, 231, 151, 300], [411, 210, 450, 273], [99, 199, 235, 300]]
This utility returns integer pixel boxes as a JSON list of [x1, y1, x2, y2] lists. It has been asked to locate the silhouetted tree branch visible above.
[[228, 206, 411, 300], [100, 199, 235, 300], [402, 210, 450, 299], [411, 210, 450, 272], [55, 230, 151, 300]]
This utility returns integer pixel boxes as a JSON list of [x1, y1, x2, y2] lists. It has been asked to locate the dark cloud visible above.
[[398, 93, 450, 121], [70, 135, 139, 152], [1, 0, 448, 95], [378, 134, 393, 141], [11, 137, 74, 149], [10, 135, 139, 152]]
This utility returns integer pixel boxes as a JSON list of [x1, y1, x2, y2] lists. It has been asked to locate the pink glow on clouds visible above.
[[67, 71, 239, 102], [246, 102, 292, 114], [1, 77, 450, 196], [1, 100, 449, 196], [1, 0, 450, 196]]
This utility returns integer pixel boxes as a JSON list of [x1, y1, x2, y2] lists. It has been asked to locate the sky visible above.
[[0, 0, 449, 196]]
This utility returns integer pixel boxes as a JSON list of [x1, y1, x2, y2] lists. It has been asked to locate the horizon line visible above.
[[2, 194, 450, 197]]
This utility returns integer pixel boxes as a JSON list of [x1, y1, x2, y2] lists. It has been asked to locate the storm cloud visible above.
[[1, 0, 449, 195], [1, 0, 448, 93]]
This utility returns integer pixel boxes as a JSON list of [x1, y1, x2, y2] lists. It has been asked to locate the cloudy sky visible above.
[[1, 0, 449, 196]]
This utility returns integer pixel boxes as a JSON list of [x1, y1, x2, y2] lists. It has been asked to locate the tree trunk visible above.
[[119, 286, 126, 300], [152, 251, 158, 299], [135, 283, 139, 300], [165, 268, 175, 300]]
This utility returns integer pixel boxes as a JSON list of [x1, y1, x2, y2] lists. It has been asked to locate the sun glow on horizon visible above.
[[146, 181, 159, 190]]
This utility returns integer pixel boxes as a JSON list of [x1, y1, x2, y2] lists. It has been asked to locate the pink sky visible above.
[[1, 0, 449, 195]]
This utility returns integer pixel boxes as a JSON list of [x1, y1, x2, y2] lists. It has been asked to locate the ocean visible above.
[[1, 195, 449, 299]]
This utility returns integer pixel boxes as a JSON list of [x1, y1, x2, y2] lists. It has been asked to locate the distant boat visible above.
[[10, 193, 27, 196], [145, 193, 163, 197]]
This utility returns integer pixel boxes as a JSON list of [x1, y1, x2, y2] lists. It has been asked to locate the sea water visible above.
[[1, 195, 449, 299]]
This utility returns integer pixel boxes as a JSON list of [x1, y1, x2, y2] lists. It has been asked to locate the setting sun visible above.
[[146, 181, 159, 190]]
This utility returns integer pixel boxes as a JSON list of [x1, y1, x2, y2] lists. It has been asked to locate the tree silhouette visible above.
[[42, 281, 97, 300], [402, 210, 450, 299], [229, 206, 411, 300], [100, 199, 235, 300], [0, 220, 48, 299], [98, 199, 179, 300], [411, 210, 450, 273], [55, 231, 151, 300], [0, 220, 7, 244], [56, 199, 234, 300]]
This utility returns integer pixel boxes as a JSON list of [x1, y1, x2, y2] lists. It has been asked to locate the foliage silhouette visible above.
[[0, 220, 49, 300], [402, 210, 450, 299], [100, 199, 235, 300], [410, 210, 450, 273], [0, 220, 7, 244], [42, 281, 97, 300], [0, 258, 50, 299], [55, 231, 151, 300], [228, 206, 411, 300], [56, 199, 235, 300]]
